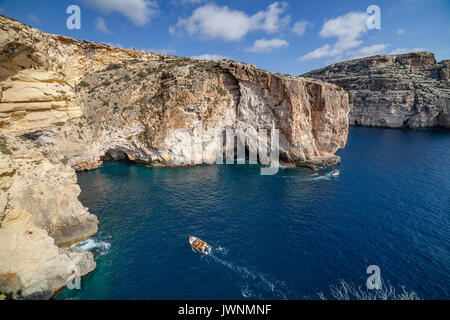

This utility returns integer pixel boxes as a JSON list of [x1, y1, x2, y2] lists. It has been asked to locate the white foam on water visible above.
[[74, 238, 111, 256], [210, 254, 287, 300], [276, 170, 340, 182], [240, 285, 254, 298], [213, 246, 229, 256], [304, 170, 340, 181]]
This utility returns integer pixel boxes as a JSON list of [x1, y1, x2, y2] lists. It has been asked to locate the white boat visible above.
[[189, 236, 212, 255]]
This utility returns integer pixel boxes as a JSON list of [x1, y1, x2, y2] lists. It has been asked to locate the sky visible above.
[[0, 0, 449, 75]]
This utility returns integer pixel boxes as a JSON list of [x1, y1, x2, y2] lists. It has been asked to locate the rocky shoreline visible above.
[[0, 15, 350, 299], [303, 52, 450, 130]]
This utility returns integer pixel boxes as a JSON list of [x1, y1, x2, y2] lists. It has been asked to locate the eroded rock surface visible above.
[[0, 15, 159, 130], [303, 52, 450, 129], [0, 15, 350, 299], [60, 58, 349, 171], [0, 133, 97, 299]]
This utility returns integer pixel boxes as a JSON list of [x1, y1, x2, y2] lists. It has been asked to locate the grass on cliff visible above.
[[0, 136, 12, 155], [78, 80, 90, 88]]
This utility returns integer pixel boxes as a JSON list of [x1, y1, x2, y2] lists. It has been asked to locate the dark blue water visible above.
[[58, 127, 450, 300]]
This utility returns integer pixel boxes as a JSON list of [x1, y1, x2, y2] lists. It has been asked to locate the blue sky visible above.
[[1, 0, 449, 74]]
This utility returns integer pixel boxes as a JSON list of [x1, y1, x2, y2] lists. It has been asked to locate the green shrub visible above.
[[0, 136, 12, 155], [139, 104, 147, 115], [137, 132, 146, 144], [106, 64, 121, 71], [217, 86, 227, 96], [79, 80, 90, 88]]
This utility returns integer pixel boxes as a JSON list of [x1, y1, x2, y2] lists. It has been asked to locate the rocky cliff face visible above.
[[0, 16, 161, 131], [303, 52, 450, 129], [59, 58, 349, 172], [0, 15, 350, 299], [0, 133, 97, 299]]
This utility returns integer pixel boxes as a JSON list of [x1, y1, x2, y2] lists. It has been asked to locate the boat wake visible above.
[[214, 246, 229, 256], [276, 170, 340, 182], [207, 247, 288, 300], [74, 238, 111, 257], [300, 170, 340, 181]]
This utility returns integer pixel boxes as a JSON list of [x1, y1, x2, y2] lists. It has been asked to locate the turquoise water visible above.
[[58, 127, 450, 300]]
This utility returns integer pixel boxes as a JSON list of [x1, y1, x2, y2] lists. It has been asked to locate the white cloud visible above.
[[95, 17, 112, 33], [291, 20, 310, 36], [350, 43, 387, 59], [324, 56, 345, 65], [250, 2, 291, 34], [81, 0, 159, 26], [397, 28, 404, 35], [171, 0, 206, 5], [390, 48, 427, 55], [170, 4, 250, 41], [300, 44, 336, 61], [27, 13, 40, 25], [170, 2, 290, 41], [104, 42, 124, 48], [149, 48, 177, 55], [319, 12, 368, 50], [299, 11, 368, 61], [192, 54, 228, 61], [246, 38, 289, 53]]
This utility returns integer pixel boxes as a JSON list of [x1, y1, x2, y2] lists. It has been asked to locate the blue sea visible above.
[[57, 127, 450, 300]]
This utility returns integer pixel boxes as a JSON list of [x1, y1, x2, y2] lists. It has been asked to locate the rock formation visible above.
[[303, 52, 450, 129], [0, 15, 350, 299], [0, 132, 97, 299]]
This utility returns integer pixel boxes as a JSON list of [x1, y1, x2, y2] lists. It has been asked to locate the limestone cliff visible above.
[[58, 58, 349, 172], [303, 52, 450, 129], [0, 15, 350, 299], [0, 15, 160, 130], [0, 133, 97, 299]]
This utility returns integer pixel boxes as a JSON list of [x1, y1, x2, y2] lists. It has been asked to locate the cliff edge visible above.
[[303, 52, 450, 129]]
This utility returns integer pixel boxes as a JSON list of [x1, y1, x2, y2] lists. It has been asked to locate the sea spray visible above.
[[304, 170, 340, 181], [208, 252, 288, 300], [214, 246, 229, 256], [74, 238, 111, 257], [276, 170, 339, 181]]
